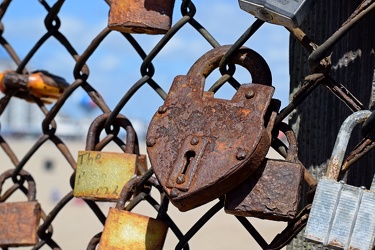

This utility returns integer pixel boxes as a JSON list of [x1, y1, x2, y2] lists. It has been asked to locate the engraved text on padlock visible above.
[[74, 113, 146, 201]]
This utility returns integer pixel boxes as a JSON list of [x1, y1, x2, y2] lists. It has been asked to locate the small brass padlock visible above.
[[147, 45, 280, 211], [224, 122, 304, 221], [108, 0, 175, 34], [98, 177, 169, 250], [73, 113, 147, 201], [0, 169, 41, 247], [305, 110, 375, 250]]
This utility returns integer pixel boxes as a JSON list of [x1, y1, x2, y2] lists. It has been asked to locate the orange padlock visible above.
[[0, 70, 69, 104], [108, 0, 175, 34]]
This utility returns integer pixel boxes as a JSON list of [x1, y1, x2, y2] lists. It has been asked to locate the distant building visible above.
[[0, 59, 147, 141], [0, 97, 90, 140], [0, 96, 147, 141]]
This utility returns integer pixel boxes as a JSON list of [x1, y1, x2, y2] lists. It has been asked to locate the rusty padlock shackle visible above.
[[115, 175, 169, 226], [86, 113, 137, 154], [277, 122, 298, 163], [0, 169, 36, 201], [187, 45, 272, 86], [115, 176, 141, 211], [115, 170, 161, 211], [326, 110, 372, 180]]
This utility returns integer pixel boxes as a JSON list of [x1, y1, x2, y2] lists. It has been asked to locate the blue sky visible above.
[[0, 0, 290, 125]]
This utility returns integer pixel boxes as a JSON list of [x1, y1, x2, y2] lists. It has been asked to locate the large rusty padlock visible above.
[[108, 0, 175, 34], [98, 177, 169, 250], [73, 113, 147, 201], [304, 110, 375, 250], [224, 122, 304, 221], [147, 45, 280, 211], [0, 169, 41, 247]]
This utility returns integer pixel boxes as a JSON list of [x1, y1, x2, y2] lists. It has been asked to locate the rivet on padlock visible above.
[[73, 113, 147, 202], [238, 0, 317, 29], [224, 122, 305, 221], [108, 0, 175, 34], [98, 177, 168, 250], [0, 169, 41, 247], [147, 45, 280, 211], [304, 110, 375, 250]]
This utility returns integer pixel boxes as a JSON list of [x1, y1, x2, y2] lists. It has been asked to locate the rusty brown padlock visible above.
[[73, 113, 147, 201], [108, 0, 175, 34], [98, 177, 169, 250], [0, 169, 41, 247], [224, 122, 304, 221], [147, 45, 280, 211]]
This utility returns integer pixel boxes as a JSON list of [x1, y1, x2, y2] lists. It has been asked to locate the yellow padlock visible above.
[[99, 177, 168, 250], [73, 113, 147, 201]]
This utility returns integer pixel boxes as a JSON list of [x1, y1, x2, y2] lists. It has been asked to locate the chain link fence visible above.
[[0, 0, 374, 249]]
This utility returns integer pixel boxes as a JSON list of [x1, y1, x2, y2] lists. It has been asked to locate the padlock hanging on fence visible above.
[[73, 113, 148, 202], [108, 0, 175, 34], [98, 177, 169, 250], [147, 45, 280, 211], [0, 70, 69, 104], [225, 122, 305, 221], [0, 169, 41, 247], [304, 110, 375, 250], [238, 0, 317, 29]]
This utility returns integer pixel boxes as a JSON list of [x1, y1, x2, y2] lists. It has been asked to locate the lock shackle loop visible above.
[[326, 110, 372, 180], [115, 176, 141, 211], [277, 122, 298, 163], [187, 45, 272, 86], [85, 113, 137, 154], [0, 169, 36, 201]]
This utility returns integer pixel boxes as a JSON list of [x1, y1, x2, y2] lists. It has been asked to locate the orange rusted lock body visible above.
[[0, 70, 69, 104], [73, 113, 147, 201], [99, 209, 168, 250], [108, 0, 175, 34], [224, 123, 304, 221], [0, 169, 41, 247], [146, 46, 279, 211], [0, 202, 41, 247]]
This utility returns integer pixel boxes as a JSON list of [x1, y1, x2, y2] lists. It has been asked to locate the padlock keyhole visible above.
[[182, 150, 196, 175], [176, 150, 196, 184]]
